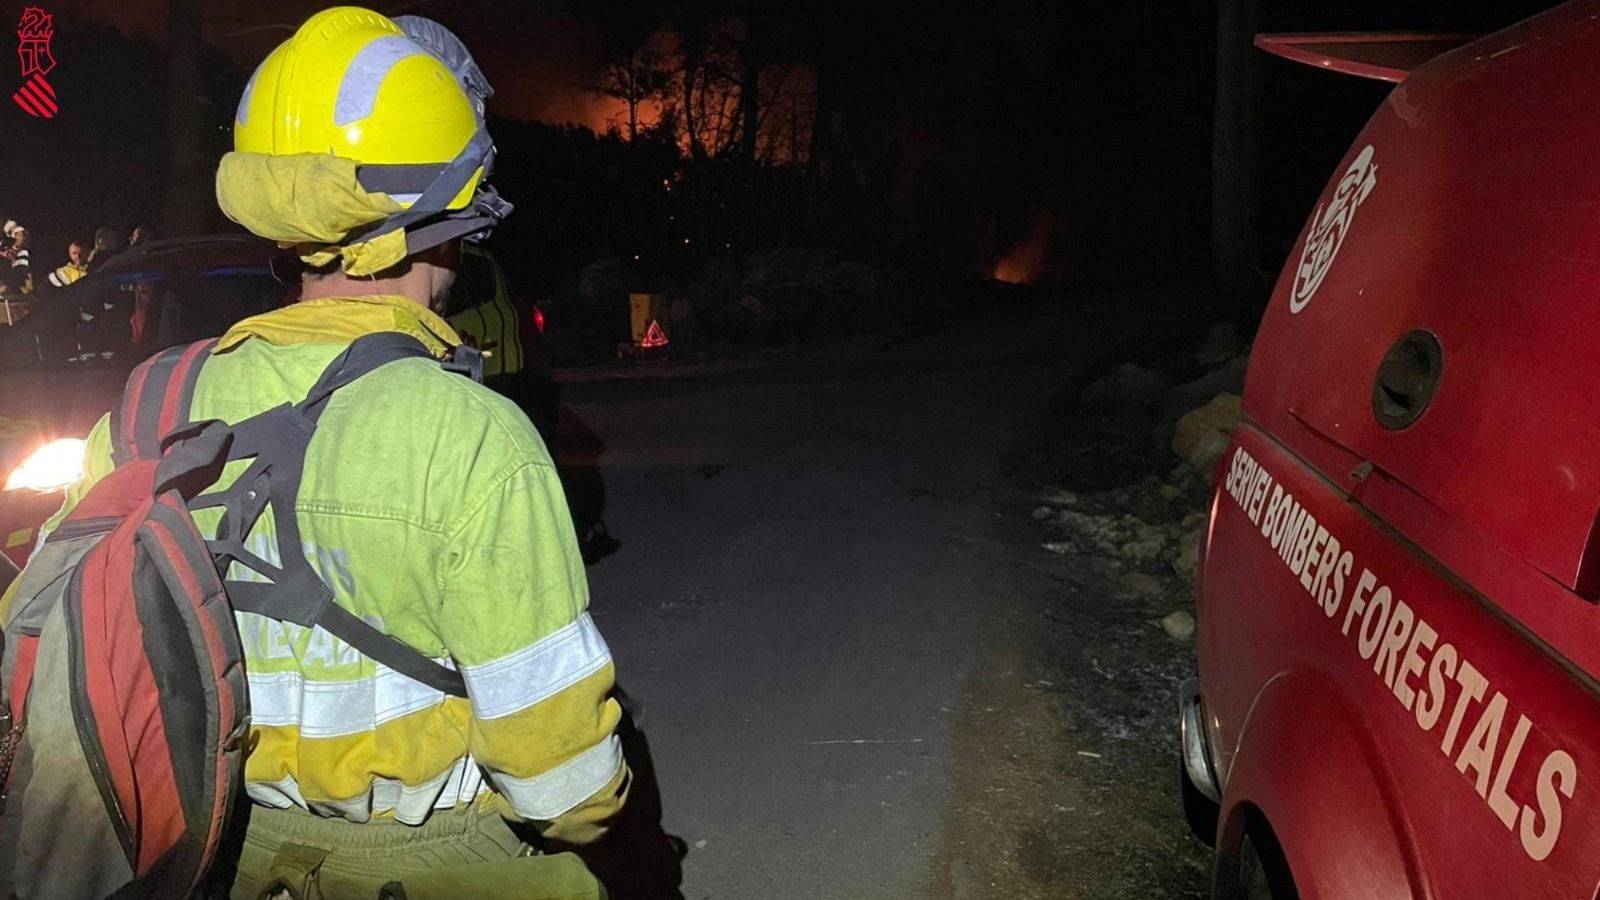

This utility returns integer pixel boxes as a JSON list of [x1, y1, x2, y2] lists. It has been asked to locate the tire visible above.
[[1234, 830, 1298, 900]]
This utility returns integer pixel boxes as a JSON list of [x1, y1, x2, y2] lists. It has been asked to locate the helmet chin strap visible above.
[[403, 185, 513, 257], [342, 124, 510, 259], [346, 126, 496, 243]]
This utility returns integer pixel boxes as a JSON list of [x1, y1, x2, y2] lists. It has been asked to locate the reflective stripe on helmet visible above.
[[236, 61, 262, 126], [335, 35, 426, 127]]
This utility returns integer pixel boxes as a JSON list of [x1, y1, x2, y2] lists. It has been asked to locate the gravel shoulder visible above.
[[927, 344, 1249, 899]]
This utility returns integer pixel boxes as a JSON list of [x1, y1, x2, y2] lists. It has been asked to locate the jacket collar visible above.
[[216, 294, 461, 358]]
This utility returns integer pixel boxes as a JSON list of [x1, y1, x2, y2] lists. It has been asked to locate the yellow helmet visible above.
[[224, 7, 510, 271]]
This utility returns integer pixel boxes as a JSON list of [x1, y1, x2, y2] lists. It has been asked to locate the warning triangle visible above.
[[641, 319, 670, 348]]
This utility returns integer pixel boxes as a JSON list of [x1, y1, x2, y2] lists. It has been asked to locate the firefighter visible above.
[[446, 243, 560, 441], [2, 221, 31, 294], [46, 240, 87, 288], [44, 8, 627, 898]]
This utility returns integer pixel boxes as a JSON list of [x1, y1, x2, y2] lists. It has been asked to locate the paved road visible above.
[[561, 291, 1194, 899]]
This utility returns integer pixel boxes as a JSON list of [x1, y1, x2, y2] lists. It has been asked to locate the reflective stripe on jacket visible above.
[[48, 293, 627, 844], [47, 262, 85, 288]]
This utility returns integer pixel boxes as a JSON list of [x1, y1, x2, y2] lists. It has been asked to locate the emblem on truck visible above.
[[1291, 144, 1378, 313]]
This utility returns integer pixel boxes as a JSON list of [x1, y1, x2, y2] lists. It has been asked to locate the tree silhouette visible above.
[[594, 28, 675, 142]]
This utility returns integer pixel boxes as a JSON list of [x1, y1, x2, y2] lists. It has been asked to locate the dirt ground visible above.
[[928, 371, 1222, 899], [571, 288, 1221, 899]]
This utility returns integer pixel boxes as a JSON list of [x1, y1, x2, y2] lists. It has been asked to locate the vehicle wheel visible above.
[[1181, 760, 1219, 847], [1235, 830, 1298, 900]]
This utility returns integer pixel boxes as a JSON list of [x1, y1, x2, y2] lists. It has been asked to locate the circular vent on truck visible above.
[[1372, 329, 1443, 430]]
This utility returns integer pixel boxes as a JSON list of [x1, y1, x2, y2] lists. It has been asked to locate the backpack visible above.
[[0, 333, 476, 899]]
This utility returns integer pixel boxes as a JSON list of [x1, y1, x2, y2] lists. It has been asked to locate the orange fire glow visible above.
[[991, 214, 1060, 286], [992, 237, 1047, 285]]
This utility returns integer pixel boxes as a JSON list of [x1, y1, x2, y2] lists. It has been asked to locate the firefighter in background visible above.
[[445, 242, 560, 442], [46, 240, 87, 288], [444, 246, 628, 564], [86, 225, 126, 273], [2, 221, 32, 295]]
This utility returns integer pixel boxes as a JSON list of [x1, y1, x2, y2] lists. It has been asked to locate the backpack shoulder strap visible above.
[[196, 331, 470, 698], [225, 581, 467, 696], [298, 331, 438, 422], [111, 339, 218, 466]]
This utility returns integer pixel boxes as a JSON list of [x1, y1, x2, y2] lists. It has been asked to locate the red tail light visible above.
[[533, 307, 546, 334]]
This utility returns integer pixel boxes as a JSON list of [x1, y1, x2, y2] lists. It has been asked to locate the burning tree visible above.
[[595, 14, 819, 166]]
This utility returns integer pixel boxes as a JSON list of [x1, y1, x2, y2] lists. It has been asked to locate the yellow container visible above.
[[629, 292, 670, 346]]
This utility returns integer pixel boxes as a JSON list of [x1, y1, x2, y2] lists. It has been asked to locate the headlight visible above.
[[4, 438, 86, 492]]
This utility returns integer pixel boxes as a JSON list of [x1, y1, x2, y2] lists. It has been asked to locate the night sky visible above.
[[11, 0, 1569, 297], [66, 0, 643, 126]]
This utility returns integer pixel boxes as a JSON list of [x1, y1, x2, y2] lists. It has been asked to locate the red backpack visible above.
[[0, 334, 472, 899]]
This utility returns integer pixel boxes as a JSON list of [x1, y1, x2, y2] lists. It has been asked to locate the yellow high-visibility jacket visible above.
[[47, 262, 85, 288], [446, 244, 525, 379], [47, 293, 627, 844]]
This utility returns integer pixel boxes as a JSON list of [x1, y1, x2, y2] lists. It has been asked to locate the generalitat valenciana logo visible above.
[[12, 6, 56, 119]]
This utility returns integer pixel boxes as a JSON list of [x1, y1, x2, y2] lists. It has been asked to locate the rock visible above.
[[1119, 531, 1169, 563], [1171, 393, 1243, 476], [1119, 571, 1165, 599], [1196, 322, 1248, 367], [1173, 527, 1204, 580], [1035, 488, 1078, 506], [1168, 357, 1249, 409], [1161, 610, 1197, 642], [1031, 505, 1056, 521], [1156, 358, 1248, 443], [1187, 431, 1231, 476], [1083, 362, 1169, 407], [1054, 509, 1173, 561]]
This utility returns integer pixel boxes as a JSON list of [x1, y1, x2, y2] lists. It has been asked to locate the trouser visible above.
[[229, 802, 604, 900]]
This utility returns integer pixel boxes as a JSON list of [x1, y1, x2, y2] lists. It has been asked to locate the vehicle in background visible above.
[[0, 236, 292, 583], [0, 236, 560, 589]]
